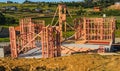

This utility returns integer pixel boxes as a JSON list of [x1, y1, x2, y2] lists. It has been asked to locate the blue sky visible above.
[[0, 0, 83, 3]]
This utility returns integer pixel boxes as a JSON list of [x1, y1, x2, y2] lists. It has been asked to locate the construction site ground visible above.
[[17, 41, 110, 58], [0, 54, 120, 71]]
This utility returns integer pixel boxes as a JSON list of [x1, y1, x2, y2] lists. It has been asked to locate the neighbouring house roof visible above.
[[1, 6, 17, 11]]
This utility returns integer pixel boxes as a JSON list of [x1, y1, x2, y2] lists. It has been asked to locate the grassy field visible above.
[[0, 3, 38, 10], [0, 38, 9, 42], [0, 54, 120, 71], [115, 30, 120, 37], [33, 15, 79, 25]]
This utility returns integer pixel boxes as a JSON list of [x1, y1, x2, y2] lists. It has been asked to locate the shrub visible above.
[[89, 11, 102, 16], [0, 12, 5, 25], [76, 9, 86, 16], [103, 10, 120, 16], [0, 13, 17, 25], [116, 20, 120, 30], [5, 16, 16, 24]]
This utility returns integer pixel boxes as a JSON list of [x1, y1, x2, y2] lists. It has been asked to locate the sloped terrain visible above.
[[0, 54, 120, 71], [108, 5, 120, 10]]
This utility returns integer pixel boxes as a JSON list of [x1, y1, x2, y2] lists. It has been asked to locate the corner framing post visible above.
[[29, 19, 35, 49], [83, 17, 87, 41], [100, 18, 103, 40], [9, 27, 18, 58], [56, 27, 61, 56], [111, 18, 116, 43], [58, 4, 67, 42], [41, 27, 45, 58], [41, 27, 48, 58]]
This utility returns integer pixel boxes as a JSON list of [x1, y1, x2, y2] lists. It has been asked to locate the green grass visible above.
[[115, 30, 120, 37], [33, 17, 56, 26], [63, 31, 74, 38], [0, 24, 18, 28], [33, 15, 80, 25], [0, 3, 38, 9], [0, 37, 9, 42]]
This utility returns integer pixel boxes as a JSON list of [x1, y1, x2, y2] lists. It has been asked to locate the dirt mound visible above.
[[108, 5, 120, 10], [0, 54, 120, 71]]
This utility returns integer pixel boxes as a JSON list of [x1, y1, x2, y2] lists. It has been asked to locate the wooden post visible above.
[[58, 4, 67, 42], [9, 27, 18, 58]]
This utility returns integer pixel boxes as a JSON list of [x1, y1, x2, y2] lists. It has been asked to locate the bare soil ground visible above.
[[0, 54, 120, 71]]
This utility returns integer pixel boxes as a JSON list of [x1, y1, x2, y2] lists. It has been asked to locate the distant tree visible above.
[[0, 13, 16, 25], [7, 0, 13, 3], [76, 7, 86, 16], [5, 16, 16, 24], [83, 0, 120, 8], [23, 0, 32, 4], [83, 0, 93, 8]]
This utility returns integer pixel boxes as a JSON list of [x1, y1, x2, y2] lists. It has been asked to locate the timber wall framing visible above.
[[74, 17, 116, 45], [9, 18, 61, 58], [41, 26, 61, 58]]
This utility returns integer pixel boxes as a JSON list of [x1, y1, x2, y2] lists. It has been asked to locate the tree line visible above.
[[5, 0, 120, 8]]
